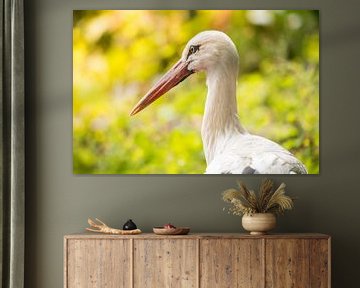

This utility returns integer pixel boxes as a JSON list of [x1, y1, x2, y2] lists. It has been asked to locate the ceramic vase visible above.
[[242, 213, 276, 235]]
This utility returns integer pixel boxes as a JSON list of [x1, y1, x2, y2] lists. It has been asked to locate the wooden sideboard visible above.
[[64, 233, 330, 288]]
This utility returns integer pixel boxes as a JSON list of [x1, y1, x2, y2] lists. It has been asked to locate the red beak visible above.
[[130, 59, 193, 116]]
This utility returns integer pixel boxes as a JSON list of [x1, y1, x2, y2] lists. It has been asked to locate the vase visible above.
[[242, 213, 276, 235]]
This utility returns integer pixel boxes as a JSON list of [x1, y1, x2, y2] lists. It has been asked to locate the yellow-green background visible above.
[[73, 10, 319, 174]]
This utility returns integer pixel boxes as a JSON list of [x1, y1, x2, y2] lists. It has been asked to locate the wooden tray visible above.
[[153, 227, 190, 235]]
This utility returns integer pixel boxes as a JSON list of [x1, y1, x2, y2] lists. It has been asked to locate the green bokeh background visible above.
[[73, 10, 319, 174]]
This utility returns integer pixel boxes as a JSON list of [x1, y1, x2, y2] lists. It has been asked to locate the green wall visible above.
[[25, 0, 360, 287]]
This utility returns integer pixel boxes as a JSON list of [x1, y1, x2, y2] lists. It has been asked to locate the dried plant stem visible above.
[[86, 218, 142, 235], [222, 179, 295, 216]]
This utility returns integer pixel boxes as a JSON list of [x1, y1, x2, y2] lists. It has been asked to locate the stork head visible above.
[[130, 30, 239, 115]]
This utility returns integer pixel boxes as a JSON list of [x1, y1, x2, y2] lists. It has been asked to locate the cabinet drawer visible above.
[[134, 239, 198, 288], [65, 239, 131, 288], [200, 239, 263, 288], [265, 239, 330, 288]]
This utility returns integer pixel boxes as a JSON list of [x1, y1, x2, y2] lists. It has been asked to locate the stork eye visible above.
[[187, 45, 200, 59]]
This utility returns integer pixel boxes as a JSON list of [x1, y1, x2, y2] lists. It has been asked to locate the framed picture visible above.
[[73, 10, 319, 175]]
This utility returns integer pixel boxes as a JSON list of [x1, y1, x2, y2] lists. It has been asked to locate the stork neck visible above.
[[202, 66, 246, 164]]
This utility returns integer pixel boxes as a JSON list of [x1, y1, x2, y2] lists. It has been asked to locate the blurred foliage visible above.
[[73, 10, 319, 174]]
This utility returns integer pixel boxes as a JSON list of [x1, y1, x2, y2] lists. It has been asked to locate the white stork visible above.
[[131, 30, 307, 174]]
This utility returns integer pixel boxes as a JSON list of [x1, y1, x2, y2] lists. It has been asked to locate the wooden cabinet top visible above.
[[64, 232, 330, 240]]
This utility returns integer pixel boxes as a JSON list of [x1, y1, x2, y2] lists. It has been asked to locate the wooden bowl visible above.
[[153, 227, 190, 235]]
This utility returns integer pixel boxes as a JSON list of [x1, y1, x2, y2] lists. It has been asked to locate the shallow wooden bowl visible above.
[[153, 227, 190, 235]]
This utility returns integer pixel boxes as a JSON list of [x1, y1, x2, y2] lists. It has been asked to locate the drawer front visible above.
[[65, 239, 131, 288], [265, 239, 329, 288], [310, 239, 330, 288], [200, 239, 264, 288], [266, 239, 309, 288], [133, 239, 198, 288]]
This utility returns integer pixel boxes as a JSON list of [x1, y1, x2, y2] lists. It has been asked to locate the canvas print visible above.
[[73, 10, 319, 174]]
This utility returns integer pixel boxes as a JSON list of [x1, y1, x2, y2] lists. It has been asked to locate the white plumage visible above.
[[131, 30, 307, 174]]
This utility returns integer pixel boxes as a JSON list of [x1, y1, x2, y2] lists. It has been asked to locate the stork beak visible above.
[[130, 59, 193, 116]]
